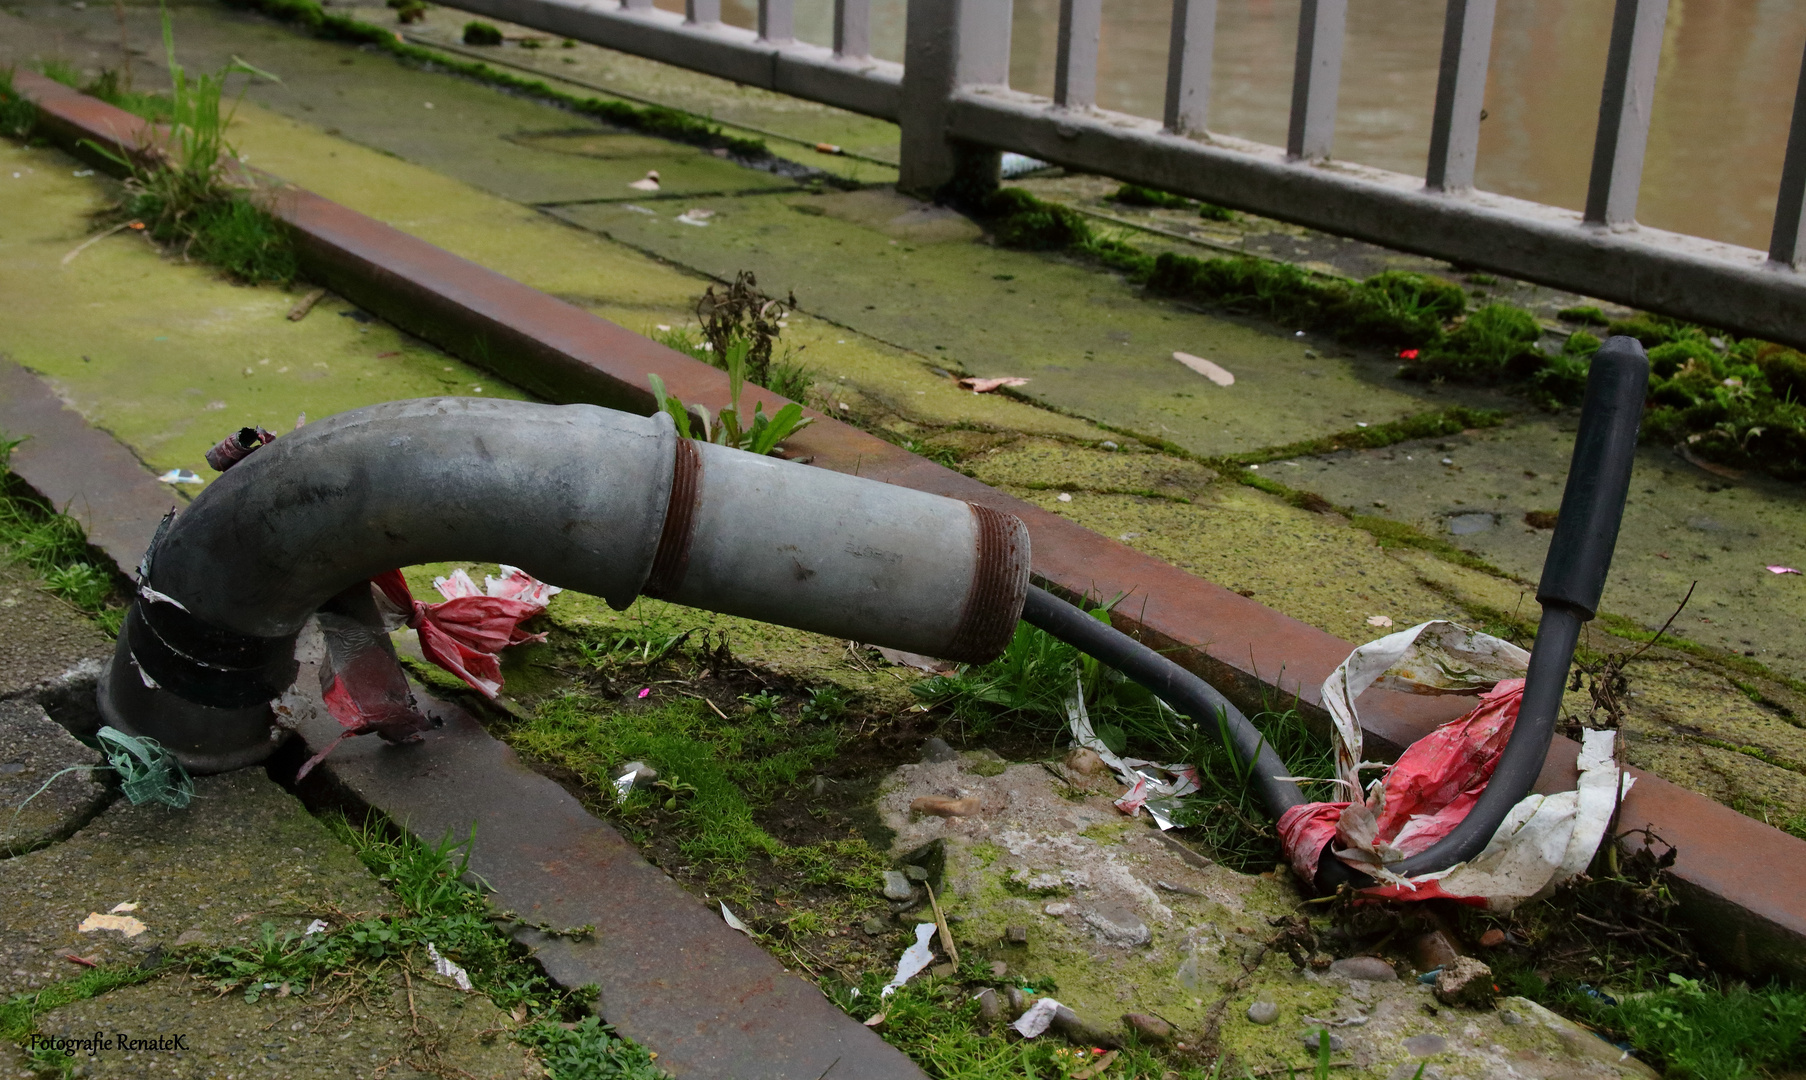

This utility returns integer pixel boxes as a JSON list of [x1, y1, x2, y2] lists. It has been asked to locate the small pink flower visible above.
[[637, 687, 652, 699], [1399, 348, 1420, 360]]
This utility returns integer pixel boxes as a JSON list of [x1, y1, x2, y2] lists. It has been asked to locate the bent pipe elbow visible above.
[[99, 398, 1029, 772]]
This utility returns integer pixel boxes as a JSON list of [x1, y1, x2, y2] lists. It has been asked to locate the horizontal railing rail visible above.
[[432, 0, 1806, 350]]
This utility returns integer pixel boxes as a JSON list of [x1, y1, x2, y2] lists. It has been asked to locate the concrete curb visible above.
[[11, 70, 1806, 980]]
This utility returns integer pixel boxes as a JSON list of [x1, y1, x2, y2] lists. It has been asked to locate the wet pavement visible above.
[[2, 0, 1804, 927]]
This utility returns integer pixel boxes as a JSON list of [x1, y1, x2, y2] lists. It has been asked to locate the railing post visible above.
[[1769, 38, 1806, 268], [1424, 0, 1496, 193], [1584, 0, 1669, 227], [834, 0, 871, 60], [686, 0, 720, 26], [1286, 0, 1346, 162], [898, 0, 1012, 197], [759, 0, 794, 44], [1164, 0, 1216, 135], [1054, 0, 1101, 110]]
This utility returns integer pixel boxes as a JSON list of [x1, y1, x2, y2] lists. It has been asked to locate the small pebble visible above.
[[1328, 956, 1398, 982], [1479, 928, 1506, 947], [861, 917, 888, 935], [1005, 925, 1029, 945], [881, 870, 914, 901], [990, 960, 1008, 979], [904, 864, 930, 882], [919, 737, 958, 763], [1403, 1034, 1448, 1057], [975, 988, 1003, 1024], [929, 962, 957, 979], [1301, 1031, 1346, 1052], [1247, 1000, 1280, 1025]]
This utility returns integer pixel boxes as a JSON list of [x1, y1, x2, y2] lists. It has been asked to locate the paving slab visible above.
[[1294, 418, 1806, 680], [0, 699, 108, 857], [0, 768, 390, 997], [0, 560, 112, 708], [24, 967, 537, 1080]]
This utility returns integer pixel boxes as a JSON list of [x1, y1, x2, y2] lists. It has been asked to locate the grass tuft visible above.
[[910, 615, 1334, 870], [0, 436, 128, 633], [0, 67, 39, 138]]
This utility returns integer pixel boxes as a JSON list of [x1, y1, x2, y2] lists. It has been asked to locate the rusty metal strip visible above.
[[641, 436, 700, 600], [942, 502, 1029, 664]]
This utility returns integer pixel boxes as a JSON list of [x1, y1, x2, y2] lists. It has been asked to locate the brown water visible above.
[[677, 0, 1806, 252]]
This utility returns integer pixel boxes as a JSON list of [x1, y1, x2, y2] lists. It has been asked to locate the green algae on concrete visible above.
[[0, 769, 390, 998], [873, 755, 1658, 1080], [339, 0, 905, 172], [547, 189, 1451, 458], [0, 140, 529, 494], [1292, 418, 1806, 680]]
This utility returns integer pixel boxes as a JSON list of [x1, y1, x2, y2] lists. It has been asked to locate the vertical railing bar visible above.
[[1054, 0, 1102, 110], [1163, 0, 1217, 135], [1425, 0, 1497, 192], [1584, 0, 1669, 227], [759, 0, 794, 43], [1286, 0, 1347, 162], [834, 0, 870, 60], [1769, 38, 1806, 267], [686, 0, 720, 26]]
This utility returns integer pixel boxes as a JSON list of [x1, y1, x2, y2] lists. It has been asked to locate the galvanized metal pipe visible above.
[[99, 398, 1029, 772], [1424, 0, 1497, 194], [1163, 0, 1216, 136], [833, 0, 871, 60], [1286, 0, 1347, 162], [1585, 0, 1670, 228], [1053, 0, 1101, 111], [1769, 37, 1806, 268]]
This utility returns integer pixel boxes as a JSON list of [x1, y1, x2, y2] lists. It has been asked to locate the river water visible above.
[[679, 0, 1806, 252]]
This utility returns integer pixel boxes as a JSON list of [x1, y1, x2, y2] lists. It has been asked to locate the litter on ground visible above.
[[1172, 351, 1235, 386], [959, 376, 1030, 393], [78, 912, 147, 938], [880, 923, 938, 997]]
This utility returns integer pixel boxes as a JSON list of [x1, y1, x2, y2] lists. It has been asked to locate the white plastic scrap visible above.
[[720, 902, 753, 936], [1172, 351, 1235, 387], [1011, 996, 1067, 1038], [302, 919, 329, 937], [880, 923, 938, 997], [1000, 152, 1051, 178], [611, 770, 638, 805], [425, 942, 473, 991], [156, 469, 203, 485], [1317, 620, 1632, 908], [1067, 680, 1199, 829]]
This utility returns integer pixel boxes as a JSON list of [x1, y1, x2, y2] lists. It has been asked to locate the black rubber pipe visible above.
[[1023, 336, 1648, 891]]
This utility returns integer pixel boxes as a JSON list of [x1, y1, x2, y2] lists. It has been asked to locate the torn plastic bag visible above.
[[295, 588, 433, 781], [1066, 677, 1199, 829], [371, 566, 560, 698], [1277, 620, 1632, 909]]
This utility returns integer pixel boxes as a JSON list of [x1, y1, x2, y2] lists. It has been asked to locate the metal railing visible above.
[[441, 0, 1806, 349]]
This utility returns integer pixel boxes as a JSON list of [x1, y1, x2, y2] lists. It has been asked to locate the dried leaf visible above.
[[911, 795, 982, 818], [79, 913, 147, 938]]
